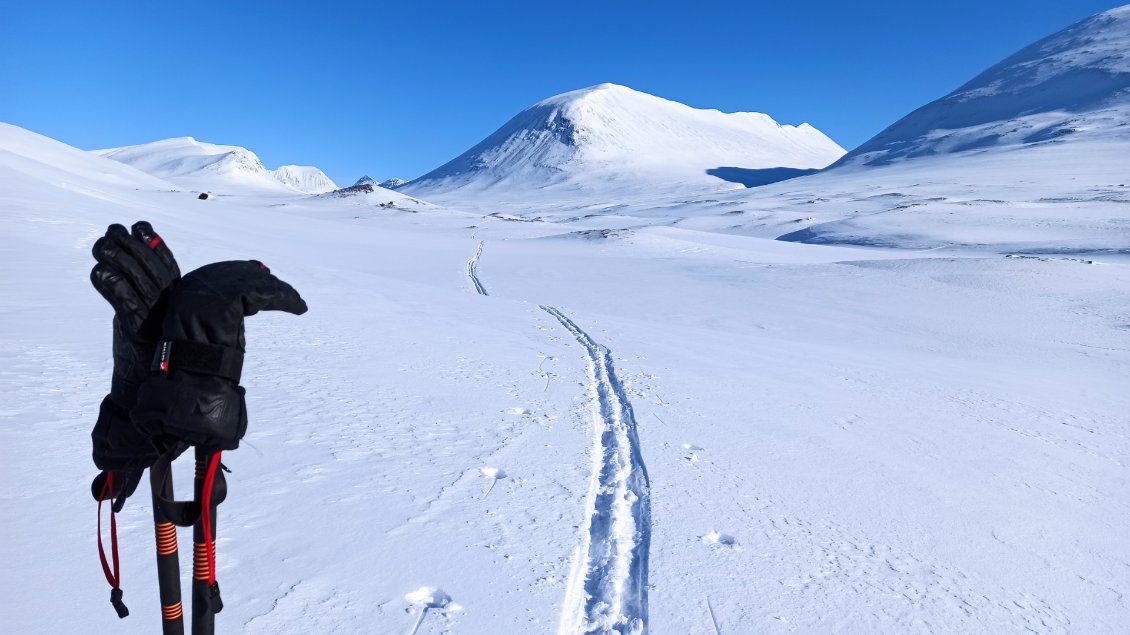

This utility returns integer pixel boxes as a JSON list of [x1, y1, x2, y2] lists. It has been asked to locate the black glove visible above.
[[89, 222, 181, 508], [132, 261, 307, 450]]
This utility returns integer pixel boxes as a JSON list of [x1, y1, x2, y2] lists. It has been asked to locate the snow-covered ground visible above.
[[2, 6, 1129, 635], [2, 116, 1127, 634]]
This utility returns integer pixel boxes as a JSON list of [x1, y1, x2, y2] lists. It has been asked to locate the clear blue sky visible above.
[[1, 1, 1120, 184]]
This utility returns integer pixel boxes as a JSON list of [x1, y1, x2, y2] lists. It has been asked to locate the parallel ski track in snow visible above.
[[541, 305, 652, 635], [467, 240, 488, 295]]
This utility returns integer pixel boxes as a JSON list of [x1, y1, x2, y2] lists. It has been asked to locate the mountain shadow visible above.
[[707, 166, 819, 188]]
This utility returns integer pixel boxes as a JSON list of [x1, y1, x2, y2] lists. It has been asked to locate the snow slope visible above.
[[0, 122, 175, 193], [403, 84, 845, 200], [3, 115, 1128, 635], [835, 5, 1130, 167], [272, 165, 338, 194], [96, 137, 335, 195]]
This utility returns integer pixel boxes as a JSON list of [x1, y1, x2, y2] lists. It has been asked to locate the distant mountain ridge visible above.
[[403, 83, 845, 198], [95, 137, 336, 194], [352, 175, 407, 190]]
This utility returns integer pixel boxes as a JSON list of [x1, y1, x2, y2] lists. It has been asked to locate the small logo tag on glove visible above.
[[157, 341, 172, 373]]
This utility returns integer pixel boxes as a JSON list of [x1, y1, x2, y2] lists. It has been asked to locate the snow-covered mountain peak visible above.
[[403, 84, 845, 199], [837, 5, 1130, 167], [272, 165, 338, 194]]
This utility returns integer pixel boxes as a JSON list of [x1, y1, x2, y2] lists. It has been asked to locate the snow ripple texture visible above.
[[542, 306, 652, 635], [468, 240, 488, 295]]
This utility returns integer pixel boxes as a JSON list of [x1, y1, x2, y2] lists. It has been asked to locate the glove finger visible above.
[[91, 224, 130, 266], [244, 261, 308, 316], [114, 469, 144, 512], [90, 469, 144, 511], [91, 263, 147, 332], [103, 229, 165, 302], [93, 230, 163, 307], [131, 221, 181, 282]]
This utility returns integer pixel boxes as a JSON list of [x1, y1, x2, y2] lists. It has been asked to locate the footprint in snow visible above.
[[505, 407, 530, 416]]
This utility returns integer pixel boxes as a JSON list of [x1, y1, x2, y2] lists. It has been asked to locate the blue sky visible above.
[[1, 1, 1120, 184]]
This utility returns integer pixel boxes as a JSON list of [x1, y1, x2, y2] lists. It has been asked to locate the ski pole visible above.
[[191, 448, 225, 635], [150, 454, 185, 635]]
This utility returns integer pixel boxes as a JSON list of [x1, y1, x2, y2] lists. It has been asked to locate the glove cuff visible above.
[[92, 396, 161, 470]]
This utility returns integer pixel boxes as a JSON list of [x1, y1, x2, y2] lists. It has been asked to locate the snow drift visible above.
[[402, 83, 845, 198]]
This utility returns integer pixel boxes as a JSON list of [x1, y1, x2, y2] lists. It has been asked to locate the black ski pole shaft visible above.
[[191, 448, 222, 635], [151, 455, 185, 634]]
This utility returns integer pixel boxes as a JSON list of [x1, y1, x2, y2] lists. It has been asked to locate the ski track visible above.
[[468, 240, 488, 295], [541, 305, 652, 635]]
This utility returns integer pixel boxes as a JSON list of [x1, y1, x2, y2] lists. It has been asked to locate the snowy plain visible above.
[[2, 118, 1127, 634], [2, 6, 1130, 635]]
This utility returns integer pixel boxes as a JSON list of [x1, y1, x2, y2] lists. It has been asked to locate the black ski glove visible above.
[[132, 261, 307, 450], [90, 222, 181, 509]]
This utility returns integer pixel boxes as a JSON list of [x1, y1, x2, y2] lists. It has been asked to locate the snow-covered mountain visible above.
[[352, 176, 410, 191], [835, 5, 1130, 167], [96, 137, 335, 195], [694, 5, 1129, 252], [272, 165, 338, 194], [403, 83, 845, 199]]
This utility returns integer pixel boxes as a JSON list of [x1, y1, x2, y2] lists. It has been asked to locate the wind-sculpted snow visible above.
[[541, 306, 651, 635]]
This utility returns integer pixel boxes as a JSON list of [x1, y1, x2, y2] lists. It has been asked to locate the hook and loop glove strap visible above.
[[89, 221, 181, 503], [151, 340, 245, 383], [133, 260, 307, 450]]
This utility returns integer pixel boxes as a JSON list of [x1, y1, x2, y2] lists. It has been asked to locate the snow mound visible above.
[[403, 83, 845, 198], [836, 5, 1130, 167], [272, 165, 338, 194], [405, 587, 453, 608]]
